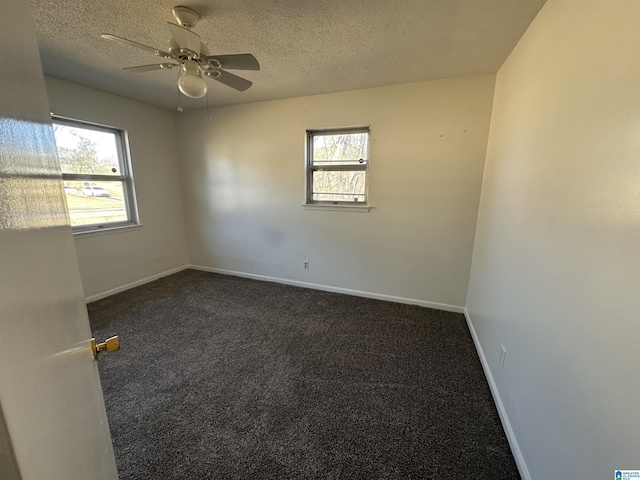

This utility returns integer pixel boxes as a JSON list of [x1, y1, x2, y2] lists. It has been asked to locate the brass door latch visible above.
[[91, 336, 120, 360]]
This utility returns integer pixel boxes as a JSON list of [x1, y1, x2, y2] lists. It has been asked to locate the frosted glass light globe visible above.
[[178, 61, 207, 98]]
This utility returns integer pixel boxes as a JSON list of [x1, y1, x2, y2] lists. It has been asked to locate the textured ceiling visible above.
[[32, 0, 547, 111]]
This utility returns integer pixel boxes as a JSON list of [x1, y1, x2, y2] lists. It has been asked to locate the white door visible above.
[[0, 0, 118, 478]]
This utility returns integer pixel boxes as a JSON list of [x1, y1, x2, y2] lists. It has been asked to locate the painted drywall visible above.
[[466, 0, 640, 478], [176, 75, 494, 307], [45, 76, 188, 299]]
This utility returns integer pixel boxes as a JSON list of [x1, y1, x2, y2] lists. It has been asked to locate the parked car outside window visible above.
[[82, 186, 111, 197]]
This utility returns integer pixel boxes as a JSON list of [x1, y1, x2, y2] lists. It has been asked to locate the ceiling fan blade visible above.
[[200, 42, 210, 56], [123, 63, 178, 72], [101, 34, 171, 58], [205, 69, 253, 92], [205, 54, 260, 71], [167, 23, 200, 55]]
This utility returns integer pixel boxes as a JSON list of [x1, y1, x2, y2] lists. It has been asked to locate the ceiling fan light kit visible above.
[[178, 59, 207, 98], [101, 5, 260, 108]]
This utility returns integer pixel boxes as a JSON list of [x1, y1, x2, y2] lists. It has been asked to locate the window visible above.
[[52, 116, 139, 233], [305, 127, 370, 209]]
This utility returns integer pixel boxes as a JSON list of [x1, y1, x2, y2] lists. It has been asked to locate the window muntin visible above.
[[306, 127, 370, 205], [52, 116, 139, 233]]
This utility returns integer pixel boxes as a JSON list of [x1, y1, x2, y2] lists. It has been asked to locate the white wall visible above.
[[176, 75, 495, 308], [45, 77, 188, 299], [466, 1, 640, 478]]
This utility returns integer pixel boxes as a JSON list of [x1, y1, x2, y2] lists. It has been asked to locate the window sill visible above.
[[302, 204, 371, 213], [73, 223, 143, 238]]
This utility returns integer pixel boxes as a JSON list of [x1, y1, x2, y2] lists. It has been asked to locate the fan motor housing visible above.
[[172, 6, 200, 28]]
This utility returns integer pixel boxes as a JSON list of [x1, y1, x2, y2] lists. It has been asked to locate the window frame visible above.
[[304, 126, 371, 211], [52, 115, 140, 234]]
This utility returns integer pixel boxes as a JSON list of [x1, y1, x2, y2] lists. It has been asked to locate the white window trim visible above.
[[72, 223, 144, 238], [52, 115, 140, 235], [301, 204, 371, 213], [304, 126, 371, 211]]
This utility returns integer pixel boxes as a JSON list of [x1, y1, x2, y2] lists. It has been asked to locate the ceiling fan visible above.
[[101, 6, 259, 100]]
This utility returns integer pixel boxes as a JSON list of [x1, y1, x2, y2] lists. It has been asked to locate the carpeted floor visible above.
[[88, 269, 520, 479]]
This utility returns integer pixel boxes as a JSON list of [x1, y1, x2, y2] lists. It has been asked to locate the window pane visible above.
[[312, 170, 366, 202], [53, 123, 122, 175], [64, 181, 128, 227], [312, 133, 368, 166]]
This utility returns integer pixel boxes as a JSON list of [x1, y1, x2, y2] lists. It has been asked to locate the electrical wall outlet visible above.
[[303, 260, 309, 270], [500, 345, 507, 368]]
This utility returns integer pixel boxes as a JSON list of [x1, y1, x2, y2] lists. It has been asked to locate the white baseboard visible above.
[[464, 308, 531, 480], [84, 265, 189, 303], [188, 264, 465, 313]]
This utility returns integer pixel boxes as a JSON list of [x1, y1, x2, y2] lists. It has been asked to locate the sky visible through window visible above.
[[54, 125, 117, 157]]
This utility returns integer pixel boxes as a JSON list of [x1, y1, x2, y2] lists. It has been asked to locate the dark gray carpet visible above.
[[88, 269, 519, 479]]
